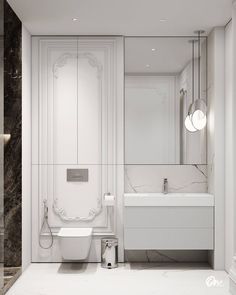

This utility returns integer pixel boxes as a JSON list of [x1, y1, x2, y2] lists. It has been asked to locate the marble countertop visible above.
[[124, 193, 214, 207]]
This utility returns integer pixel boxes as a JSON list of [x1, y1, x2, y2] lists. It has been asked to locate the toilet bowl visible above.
[[58, 228, 92, 260]]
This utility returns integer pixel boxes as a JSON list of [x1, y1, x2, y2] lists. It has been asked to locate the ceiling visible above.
[[125, 37, 205, 74], [7, 0, 232, 36]]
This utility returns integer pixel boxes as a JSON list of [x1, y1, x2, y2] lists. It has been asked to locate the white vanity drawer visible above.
[[125, 207, 214, 228], [123, 194, 214, 250], [124, 228, 214, 250]]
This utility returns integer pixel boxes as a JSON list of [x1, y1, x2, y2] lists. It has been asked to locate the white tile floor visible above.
[[6, 263, 231, 295]]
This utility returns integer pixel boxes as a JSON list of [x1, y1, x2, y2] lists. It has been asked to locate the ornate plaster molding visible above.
[[52, 50, 103, 222], [78, 52, 103, 79], [53, 52, 103, 79], [53, 53, 76, 78], [53, 198, 102, 222]]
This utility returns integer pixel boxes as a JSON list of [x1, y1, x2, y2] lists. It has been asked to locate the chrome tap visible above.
[[163, 178, 168, 194]]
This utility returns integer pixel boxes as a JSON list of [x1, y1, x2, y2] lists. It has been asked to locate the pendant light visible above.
[[191, 30, 207, 130], [184, 40, 197, 132]]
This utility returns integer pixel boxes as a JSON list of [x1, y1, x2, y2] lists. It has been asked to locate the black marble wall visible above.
[[0, 0, 4, 290], [4, 1, 22, 267]]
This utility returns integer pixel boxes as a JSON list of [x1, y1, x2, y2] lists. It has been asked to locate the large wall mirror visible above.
[[125, 37, 207, 165]]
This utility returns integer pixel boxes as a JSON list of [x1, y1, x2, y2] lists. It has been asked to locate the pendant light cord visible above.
[[192, 40, 195, 105], [198, 31, 201, 100]]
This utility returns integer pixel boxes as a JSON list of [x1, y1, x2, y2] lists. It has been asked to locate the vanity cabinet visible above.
[[124, 193, 214, 250]]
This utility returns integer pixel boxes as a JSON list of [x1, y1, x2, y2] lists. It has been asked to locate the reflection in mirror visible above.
[[125, 37, 207, 165]]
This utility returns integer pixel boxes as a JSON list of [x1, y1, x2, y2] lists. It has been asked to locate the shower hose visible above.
[[39, 199, 54, 249]]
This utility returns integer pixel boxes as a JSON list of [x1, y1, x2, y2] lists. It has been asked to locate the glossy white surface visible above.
[[124, 193, 214, 250], [58, 228, 93, 237], [125, 164, 208, 193], [124, 193, 214, 207], [6, 263, 230, 295], [125, 76, 177, 164], [58, 228, 92, 260]]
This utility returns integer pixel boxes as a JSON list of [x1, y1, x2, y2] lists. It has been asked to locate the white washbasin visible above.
[[124, 193, 214, 207]]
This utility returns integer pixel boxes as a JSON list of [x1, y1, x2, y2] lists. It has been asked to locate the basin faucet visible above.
[[163, 178, 168, 194]]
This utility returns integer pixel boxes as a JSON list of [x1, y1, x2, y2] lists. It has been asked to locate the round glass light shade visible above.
[[192, 110, 206, 130], [185, 114, 197, 132], [191, 99, 207, 130]]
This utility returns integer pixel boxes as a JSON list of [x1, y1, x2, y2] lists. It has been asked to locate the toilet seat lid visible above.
[[58, 228, 92, 237]]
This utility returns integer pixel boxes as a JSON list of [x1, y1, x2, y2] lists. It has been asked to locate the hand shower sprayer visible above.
[[39, 199, 54, 249]]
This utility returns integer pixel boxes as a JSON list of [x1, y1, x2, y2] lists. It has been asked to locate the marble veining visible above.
[[125, 165, 208, 193], [5, 263, 231, 295], [4, 1, 22, 268], [125, 250, 209, 263], [208, 153, 215, 194]]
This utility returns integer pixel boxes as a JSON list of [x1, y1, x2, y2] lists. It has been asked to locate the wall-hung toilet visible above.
[[58, 228, 92, 260]]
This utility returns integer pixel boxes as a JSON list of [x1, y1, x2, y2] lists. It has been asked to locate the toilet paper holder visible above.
[[103, 193, 115, 206]]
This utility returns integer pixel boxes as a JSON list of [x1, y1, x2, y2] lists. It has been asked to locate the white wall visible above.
[[225, 20, 234, 273], [22, 25, 32, 271], [209, 20, 236, 274], [31, 37, 124, 263], [207, 27, 225, 270], [229, 4, 236, 293]]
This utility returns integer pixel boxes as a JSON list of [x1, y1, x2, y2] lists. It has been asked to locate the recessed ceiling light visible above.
[[151, 48, 156, 52], [72, 18, 78, 21], [146, 64, 150, 68], [160, 19, 167, 22]]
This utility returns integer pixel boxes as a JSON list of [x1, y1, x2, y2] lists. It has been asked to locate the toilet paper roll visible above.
[[104, 194, 115, 206]]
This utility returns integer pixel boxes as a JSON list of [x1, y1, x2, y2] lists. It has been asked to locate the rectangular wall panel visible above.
[[31, 37, 124, 263], [52, 45, 78, 164], [77, 47, 103, 164]]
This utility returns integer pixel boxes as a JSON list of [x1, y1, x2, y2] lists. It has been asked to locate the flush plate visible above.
[[67, 169, 89, 182]]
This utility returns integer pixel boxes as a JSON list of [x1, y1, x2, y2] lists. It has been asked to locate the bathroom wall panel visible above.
[[32, 165, 116, 262], [52, 46, 78, 164], [33, 38, 116, 166], [39, 39, 78, 165], [52, 165, 102, 224], [32, 37, 124, 262], [38, 164, 113, 229], [77, 49, 103, 164], [76, 39, 116, 165]]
